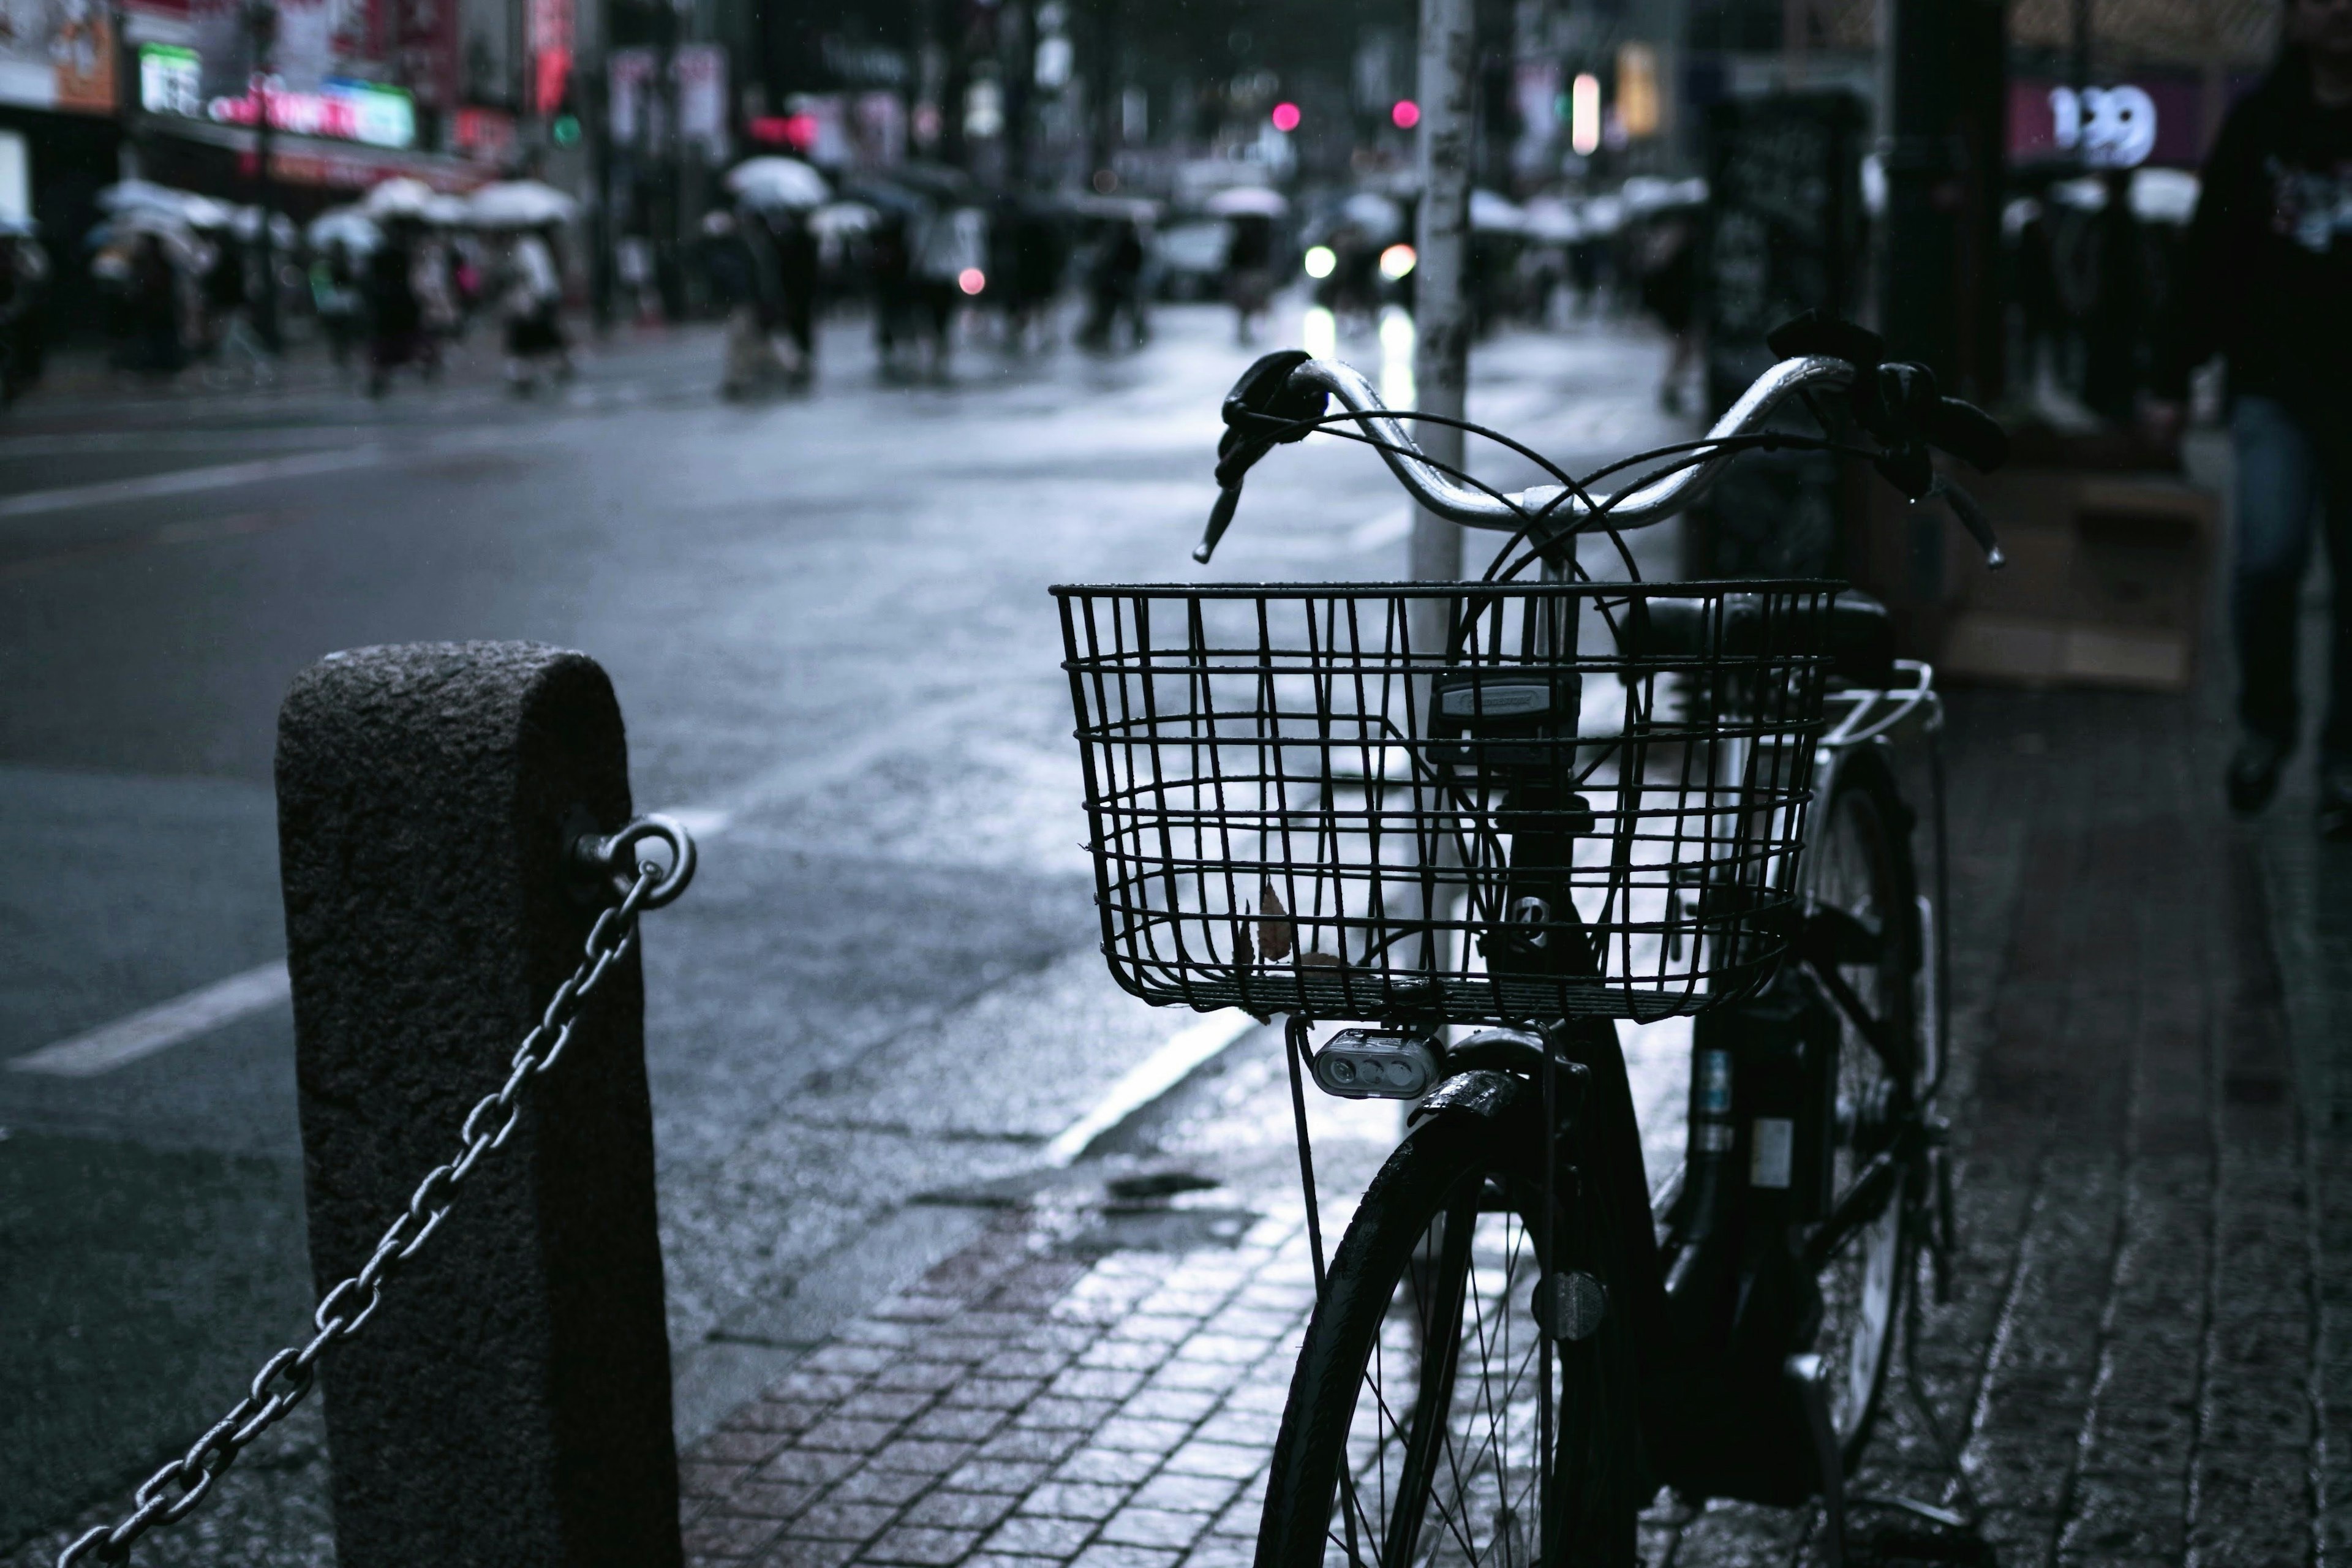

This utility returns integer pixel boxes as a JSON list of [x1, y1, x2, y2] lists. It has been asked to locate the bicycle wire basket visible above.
[[1055, 580, 1839, 1026]]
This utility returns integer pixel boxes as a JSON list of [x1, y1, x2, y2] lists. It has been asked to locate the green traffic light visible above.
[[553, 115, 581, 146]]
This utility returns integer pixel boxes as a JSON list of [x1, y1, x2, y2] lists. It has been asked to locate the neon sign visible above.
[[205, 76, 417, 151]]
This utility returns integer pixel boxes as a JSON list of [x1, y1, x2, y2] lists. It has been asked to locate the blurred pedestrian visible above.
[[704, 209, 784, 399], [870, 209, 916, 378], [1634, 214, 1698, 413], [1224, 213, 1275, 345], [116, 232, 186, 378], [366, 219, 435, 396], [309, 239, 364, 370], [1079, 216, 1148, 351], [0, 225, 50, 404], [990, 194, 1061, 352], [764, 205, 820, 383], [910, 202, 984, 377], [197, 228, 275, 382], [2152, 0, 2352, 832], [497, 222, 571, 394]]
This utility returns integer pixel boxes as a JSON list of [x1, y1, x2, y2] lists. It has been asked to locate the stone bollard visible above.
[[275, 642, 681, 1568]]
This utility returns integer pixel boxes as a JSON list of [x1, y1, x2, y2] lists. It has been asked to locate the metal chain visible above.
[[58, 843, 679, 1568]]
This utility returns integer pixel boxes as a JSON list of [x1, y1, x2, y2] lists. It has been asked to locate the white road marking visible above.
[[0, 425, 567, 523], [1041, 1008, 1262, 1166], [9, 960, 292, 1077], [0, 448, 393, 521]]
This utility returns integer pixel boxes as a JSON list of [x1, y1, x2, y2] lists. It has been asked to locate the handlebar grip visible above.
[[1765, 310, 1886, 369], [1214, 350, 1327, 486], [1921, 398, 2010, 474]]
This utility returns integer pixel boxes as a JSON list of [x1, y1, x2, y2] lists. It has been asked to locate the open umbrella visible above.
[[1069, 194, 1159, 224], [468, 179, 578, 227], [809, 200, 880, 239], [2131, 167, 2199, 224], [1619, 175, 1707, 216], [98, 179, 198, 217], [725, 156, 830, 210], [423, 192, 472, 227], [1521, 196, 1584, 244], [1577, 194, 1626, 236], [364, 176, 435, 219], [1205, 186, 1289, 218], [180, 194, 240, 231], [1340, 190, 1405, 241], [307, 206, 382, 254], [1469, 189, 1528, 234], [232, 206, 300, 248]]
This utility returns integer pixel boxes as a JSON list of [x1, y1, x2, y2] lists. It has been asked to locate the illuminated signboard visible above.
[[200, 75, 418, 150], [140, 43, 203, 118]]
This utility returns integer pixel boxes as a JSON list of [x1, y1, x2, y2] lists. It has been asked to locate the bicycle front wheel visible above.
[[1256, 1105, 1640, 1568], [1806, 749, 1922, 1466]]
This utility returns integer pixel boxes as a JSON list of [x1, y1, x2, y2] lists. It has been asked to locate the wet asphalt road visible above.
[[0, 301, 1684, 1550]]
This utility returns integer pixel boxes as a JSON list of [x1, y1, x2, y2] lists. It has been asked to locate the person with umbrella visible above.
[[1207, 186, 1286, 345], [725, 159, 826, 385], [362, 180, 439, 395], [1079, 208, 1150, 352], [494, 221, 570, 393], [703, 208, 785, 398], [468, 181, 579, 395], [0, 218, 51, 403]]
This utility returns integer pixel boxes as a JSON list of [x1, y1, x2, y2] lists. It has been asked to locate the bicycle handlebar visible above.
[[1285, 352, 1855, 535], [1196, 312, 2010, 570]]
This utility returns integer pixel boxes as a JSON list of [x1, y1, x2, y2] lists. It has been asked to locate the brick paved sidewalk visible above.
[[676, 669, 2350, 1568]]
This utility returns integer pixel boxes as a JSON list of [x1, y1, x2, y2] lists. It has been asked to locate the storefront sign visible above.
[[529, 0, 571, 113], [674, 43, 727, 160], [609, 45, 728, 160], [453, 105, 516, 162], [205, 75, 417, 149], [0, 0, 117, 115], [140, 42, 203, 116], [2010, 77, 2207, 168]]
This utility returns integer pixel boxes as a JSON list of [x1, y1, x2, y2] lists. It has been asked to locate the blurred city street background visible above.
[[4, 0, 2350, 1555]]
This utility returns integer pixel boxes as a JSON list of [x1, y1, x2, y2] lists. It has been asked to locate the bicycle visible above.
[[1052, 314, 2007, 1567]]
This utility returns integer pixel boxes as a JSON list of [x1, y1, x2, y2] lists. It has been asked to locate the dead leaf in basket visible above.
[[1297, 950, 1344, 968], [1258, 880, 1294, 961], [1232, 912, 1256, 973]]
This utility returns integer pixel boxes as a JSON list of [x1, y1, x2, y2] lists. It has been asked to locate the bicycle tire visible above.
[[1254, 1101, 1642, 1568], [1804, 748, 1922, 1467]]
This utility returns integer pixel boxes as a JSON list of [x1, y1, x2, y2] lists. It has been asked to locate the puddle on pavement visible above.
[[1052, 1203, 1259, 1258]]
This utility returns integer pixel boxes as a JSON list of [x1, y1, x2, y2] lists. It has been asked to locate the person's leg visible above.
[[2228, 394, 2323, 809]]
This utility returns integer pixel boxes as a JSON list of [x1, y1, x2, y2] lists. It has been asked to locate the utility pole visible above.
[[1411, 0, 1475, 619], [247, 0, 280, 351]]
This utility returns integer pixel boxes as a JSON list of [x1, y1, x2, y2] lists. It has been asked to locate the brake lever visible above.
[[1195, 485, 1243, 563], [1924, 474, 2006, 570], [1195, 350, 1329, 565]]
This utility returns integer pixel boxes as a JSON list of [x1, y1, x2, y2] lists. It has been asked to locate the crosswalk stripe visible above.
[[9, 961, 292, 1077]]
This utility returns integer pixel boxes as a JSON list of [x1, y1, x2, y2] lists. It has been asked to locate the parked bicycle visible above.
[[1053, 314, 2007, 1567]]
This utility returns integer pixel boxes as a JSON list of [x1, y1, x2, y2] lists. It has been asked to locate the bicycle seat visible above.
[[1629, 591, 1894, 688]]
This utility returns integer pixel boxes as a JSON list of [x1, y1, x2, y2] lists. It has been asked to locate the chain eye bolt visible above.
[[568, 813, 698, 908]]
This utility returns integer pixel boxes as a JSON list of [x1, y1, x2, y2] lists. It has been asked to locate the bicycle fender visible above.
[[1406, 1069, 1523, 1127]]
